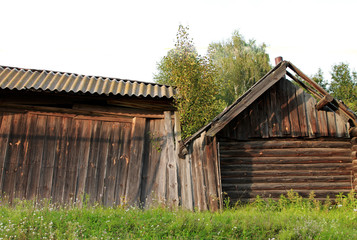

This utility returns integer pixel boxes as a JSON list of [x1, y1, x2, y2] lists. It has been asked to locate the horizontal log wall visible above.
[[0, 110, 182, 208], [219, 139, 353, 201], [352, 137, 357, 191], [218, 79, 350, 141]]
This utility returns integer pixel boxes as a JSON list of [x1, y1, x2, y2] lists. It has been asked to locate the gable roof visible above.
[[184, 60, 357, 145], [0, 65, 175, 99]]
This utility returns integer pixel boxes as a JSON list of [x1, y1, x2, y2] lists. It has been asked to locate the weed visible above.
[[0, 191, 356, 239]]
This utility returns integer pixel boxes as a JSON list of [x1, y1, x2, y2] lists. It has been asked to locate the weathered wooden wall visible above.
[[0, 109, 183, 208], [352, 137, 357, 191], [217, 79, 350, 140], [216, 78, 353, 202], [179, 132, 222, 211], [219, 139, 353, 201]]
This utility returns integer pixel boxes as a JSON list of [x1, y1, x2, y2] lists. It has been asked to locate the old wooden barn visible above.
[[179, 59, 357, 211], [0, 65, 185, 207], [1, 60, 356, 211]]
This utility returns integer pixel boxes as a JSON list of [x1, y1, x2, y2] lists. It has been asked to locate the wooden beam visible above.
[[73, 104, 166, 119], [285, 71, 322, 99], [316, 94, 334, 110], [288, 62, 357, 126]]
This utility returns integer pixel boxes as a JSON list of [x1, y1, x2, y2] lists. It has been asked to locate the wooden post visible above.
[[164, 111, 179, 208]]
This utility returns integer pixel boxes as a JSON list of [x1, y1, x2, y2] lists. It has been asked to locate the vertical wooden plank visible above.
[[326, 111, 337, 137], [264, 90, 274, 137], [216, 141, 223, 210], [38, 116, 59, 200], [279, 79, 291, 136], [63, 119, 83, 203], [51, 117, 72, 203], [103, 122, 121, 206], [14, 114, 33, 200], [181, 153, 194, 210], [248, 104, 261, 138], [164, 111, 179, 208], [155, 119, 168, 205], [174, 110, 194, 210], [304, 92, 318, 138], [269, 83, 283, 137], [295, 87, 308, 137], [203, 136, 219, 211], [240, 110, 250, 140], [26, 115, 47, 200], [256, 95, 269, 138], [143, 118, 171, 207], [335, 114, 348, 138], [140, 119, 160, 207], [191, 133, 208, 211], [190, 137, 199, 209], [95, 121, 112, 204], [2, 113, 25, 201], [84, 120, 102, 203], [317, 111, 329, 137], [124, 117, 146, 206], [0, 114, 13, 196], [115, 122, 131, 205], [75, 120, 92, 204], [286, 81, 301, 137], [175, 112, 193, 210], [231, 114, 243, 140]]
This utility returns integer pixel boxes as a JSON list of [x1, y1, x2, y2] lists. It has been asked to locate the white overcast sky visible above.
[[0, 0, 356, 83]]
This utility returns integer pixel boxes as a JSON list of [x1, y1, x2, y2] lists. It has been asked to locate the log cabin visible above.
[[179, 59, 357, 211], [0, 65, 182, 207]]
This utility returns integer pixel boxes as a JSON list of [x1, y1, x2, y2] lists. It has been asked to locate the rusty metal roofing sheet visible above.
[[0, 66, 175, 98]]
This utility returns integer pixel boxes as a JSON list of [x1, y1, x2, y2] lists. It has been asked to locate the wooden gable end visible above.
[[217, 78, 350, 141]]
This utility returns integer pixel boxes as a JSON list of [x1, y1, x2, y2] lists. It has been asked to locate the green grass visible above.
[[0, 190, 357, 239]]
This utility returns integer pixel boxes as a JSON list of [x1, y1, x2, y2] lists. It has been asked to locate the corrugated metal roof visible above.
[[0, 65, 175, 98]]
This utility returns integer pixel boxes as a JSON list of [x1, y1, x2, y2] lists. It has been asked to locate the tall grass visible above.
[[0, 190, 356, 239]]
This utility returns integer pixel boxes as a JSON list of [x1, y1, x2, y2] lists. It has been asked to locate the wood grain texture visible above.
[[218, 79, 350, 141], [124, 117, 146, 206], [164, 111, 179, 208], [220, 138, 353, 202]]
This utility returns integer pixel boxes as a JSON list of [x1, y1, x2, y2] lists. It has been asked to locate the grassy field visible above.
[[0, 190, 357, 239]]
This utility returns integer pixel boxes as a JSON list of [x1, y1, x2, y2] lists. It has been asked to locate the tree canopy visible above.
[[208, 31, 271, 106], [154, 25, 224, 138], [311, 63, 357, 112]]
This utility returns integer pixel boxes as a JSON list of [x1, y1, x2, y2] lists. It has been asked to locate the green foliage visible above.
[[154, 25, 224, 138], [208, 31, 271, 106], [1, 193, 357, 239], [311, 63, 357, 112], [311, 68, 328, 90], [330, 62, 357, 112]]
